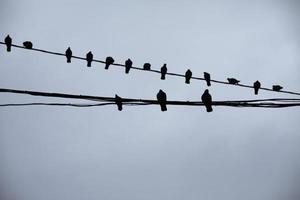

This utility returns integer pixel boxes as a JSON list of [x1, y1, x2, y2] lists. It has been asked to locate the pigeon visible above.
[[115, 94, 123, 111], [273, 85, 283, 91], [160, 64, 167, 80], [125, 59, 132, 74], [227, 78, 240, 85], [201, 89, 213, 112], [105, 56, 114, 69], [86, 51, 93, 67], [253, 80, 261, 95], [65, 47, 72, 63], [23, 41, 33, 49], [143, 63, 151, 70], [4, 35, 12, 52], [156, 89, 167, 111], [204, 72, 211, 86], [185, 69, 192, 84]]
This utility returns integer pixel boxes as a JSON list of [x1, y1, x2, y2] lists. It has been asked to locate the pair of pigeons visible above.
[[4, 35, 33, 51]]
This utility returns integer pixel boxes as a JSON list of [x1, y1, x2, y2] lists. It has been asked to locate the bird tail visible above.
[[125, 67, 130, 74], [87, 61, 91, 67], [206, 80, 211, 86], [7, 46, 11, 52], [161, 74, 166, 80], [185, 78, 190, 84], [206, 105, 213, 112], [117, 104, 122, 111], [254, 88, 259, 95], [160, 104, 167, 112], [67, 57, 71, 63], [105, 64, 109, 70]]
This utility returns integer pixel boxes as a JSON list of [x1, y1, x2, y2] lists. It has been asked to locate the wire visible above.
[[1, 42, 299, 96]]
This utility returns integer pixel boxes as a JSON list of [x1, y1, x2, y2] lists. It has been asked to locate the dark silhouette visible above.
[[65, 47, 72, 63], [23, 41, 33, 49], [273, 85, 283, 91], [143, 63, 151, 70], [156, 89, 167, 111], [4, 35, 12, 52], [125, 59, 132, 73], [204, 72, 211, 86], [115, 94, 123, 111], [201, 89, 213, 112], [185, 69, 192, 84], [105, 56, 114, 69], [253, 80, 261, 95], [160, 64, 167, 80], [227, 78, 240, 85], [86, 51, 93, 67]]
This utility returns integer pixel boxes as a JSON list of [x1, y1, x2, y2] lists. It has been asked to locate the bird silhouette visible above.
[[23, 41, 33, 49], [204, 72, 211, 86], [86, 51, 93, 67], [65, 47, 72, 63], [4, 35, 12, 52], [201, 89, 213, 112], [160, 64, 167, 80], [253, 80, 261, 95], [105, 56, 114, 69], [115, 94, 123, 111], [227, 78, 240, 85], [156, 89, 167, 111], [273, 85, 283, 91], [143, 63, 151, 70], [125, 59, 132, 73], [185, 69, 192, 84]]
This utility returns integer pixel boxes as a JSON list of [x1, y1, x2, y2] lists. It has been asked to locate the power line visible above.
[[1, 88, 299, 110], [1, 41, 299, 96]]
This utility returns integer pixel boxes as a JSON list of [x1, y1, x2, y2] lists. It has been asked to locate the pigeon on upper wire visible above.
[[201, 89, 213, 112], [105, 56, 114, 69], [160, 64, 167, 80], [227, 78, 240, 85], [23, 41, 33, 49], [273, 85, 283, 91], [143, 63, 151, 70], [115, 94, 123, 111], [204, 72, 211, 86], [86, 51, 93, 67], [125, 59, 132, 73], [185, 69, 192, 84], [4, 35, 12, 52], [156, 89, 167, 111], [65, 47, 72, 63], [253, 80, 261, 95]]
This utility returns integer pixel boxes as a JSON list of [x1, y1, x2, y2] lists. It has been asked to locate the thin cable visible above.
[[1, 42, 299, 96]]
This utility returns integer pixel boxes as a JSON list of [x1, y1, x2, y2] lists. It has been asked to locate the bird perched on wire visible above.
[[156, 89, 167, 111], [86, 51, 93, 67], [201, 89, 213, 112], [4, 35, 12, 52], [125, 59, 132, 73], [185, 69, 192, 84], [115, 94, 123, 111], [143, 63, 151, 70], [204, 72, 211, 86], [23, 41, 33, 49], [105, 56, 114, 69], [65, 47, 72, 63], [160, 64, 167, 80], [273, 85, 283, 91], [253, 80, 261, 95], [227, 78, 240, 85]]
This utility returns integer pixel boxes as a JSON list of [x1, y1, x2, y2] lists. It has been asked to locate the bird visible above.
[[115, 94, 123, 111], [143, 63, 151, 70], [273, 85, 283, 91], [105, 56, 114, 69], [160, 64, 167, 80], [65, 47, 72, 63], [253, 80, 261, 95], [4, 35, 12, 52], [227, 78, 240, 85], [23, 41, 33, 49], [156, 89, 167, 111], [125, 59, 132, 73], [204, 72, 211, 86], [201, 89, 213, 112], [185, 69, 192, 84], [86, 51, 93, 67]]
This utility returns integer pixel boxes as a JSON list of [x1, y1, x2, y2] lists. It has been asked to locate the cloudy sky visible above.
[[0, 0, 300, 200]]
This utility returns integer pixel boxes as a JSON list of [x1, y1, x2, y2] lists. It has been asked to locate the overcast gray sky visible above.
[[0, 0, 300, 200]]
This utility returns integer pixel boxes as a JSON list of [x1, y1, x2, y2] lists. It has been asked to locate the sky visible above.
[[0, 0, 300, 200]]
